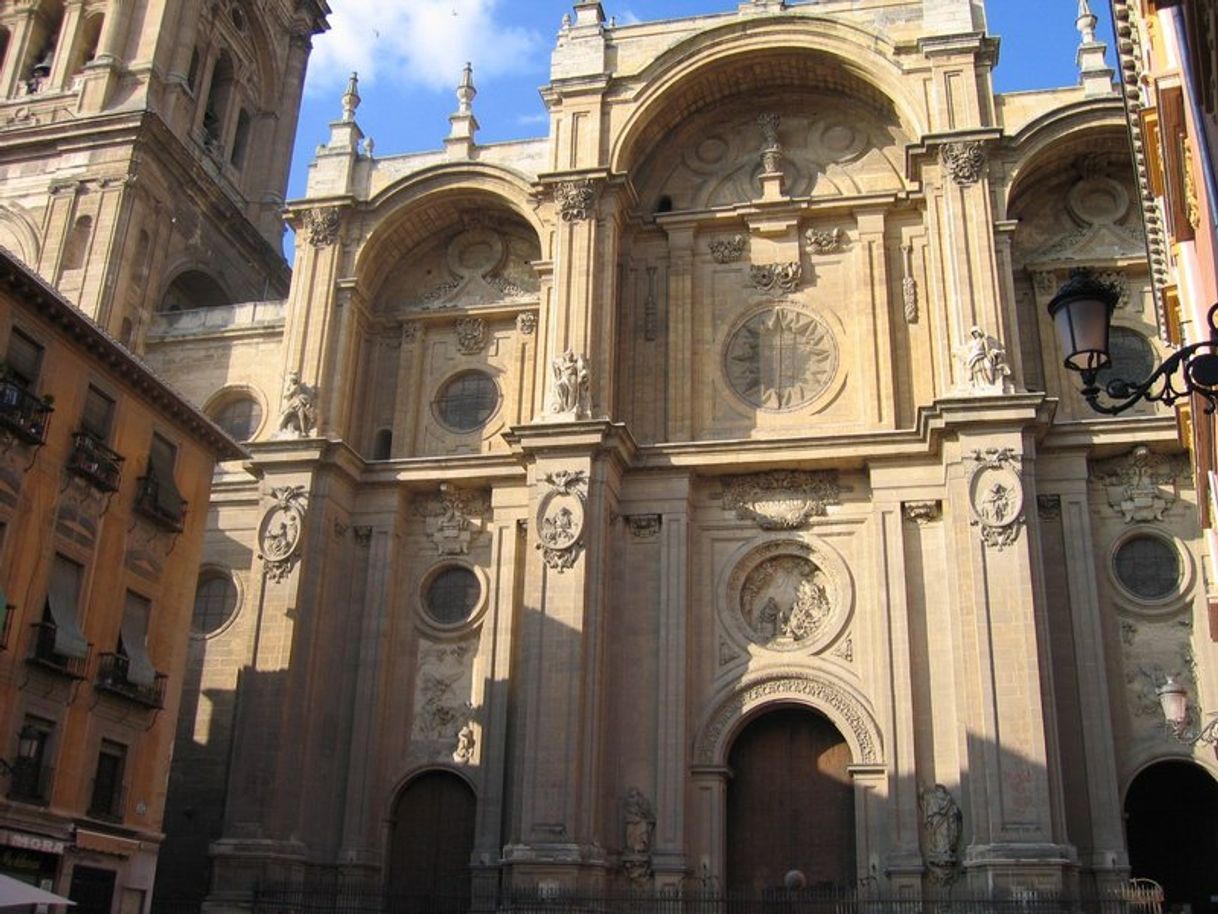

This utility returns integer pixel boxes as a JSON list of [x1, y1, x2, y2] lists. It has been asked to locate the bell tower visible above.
[[0, 0, 328, 348]]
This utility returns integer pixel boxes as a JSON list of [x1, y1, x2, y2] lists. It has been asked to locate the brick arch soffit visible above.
[[694, 667, 884, 768], [354, 163, 544, 295], [608, 17, 927, 176]]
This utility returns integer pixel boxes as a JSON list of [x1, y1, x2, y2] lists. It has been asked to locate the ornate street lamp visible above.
[[1155, 677, 1218, 745], [1048, 269, 1218, 413]]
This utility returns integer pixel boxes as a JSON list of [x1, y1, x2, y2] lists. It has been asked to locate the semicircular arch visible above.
[[694, 667, 883, 768], [611, 17, 926, 176], [0, 204, 42, 267]]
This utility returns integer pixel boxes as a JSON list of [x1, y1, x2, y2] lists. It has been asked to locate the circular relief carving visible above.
[[723, 306, 838, 411], [420, 563, 486, 629], [446, 228, 505, 279], [1113, 533, 1181, 602], [1067, 177, 1130, 226], [722, 538, 851, 654], [807, 119, 867, 164]]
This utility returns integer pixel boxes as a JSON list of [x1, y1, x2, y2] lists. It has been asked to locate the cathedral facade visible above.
[[3, 0, 1217, 910]]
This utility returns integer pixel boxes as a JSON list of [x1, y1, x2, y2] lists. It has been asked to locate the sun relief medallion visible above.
[[723, 306, 838, 411]]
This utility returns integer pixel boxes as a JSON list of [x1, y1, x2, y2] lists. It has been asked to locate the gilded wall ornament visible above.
[[967, 448, 1025, 550], [1090, 446, 1187, 523], [709, 235, 746, 264], [939, 141, 987, 186], [516, 312, 537, 335], [920, 784, 963, 884], [804, 227, 846, 255], [416, 484, 490, 555], [748, 262, 802, 295], [259, 485, 308, 582], [722, 470, 843, 529], [456, 317, 487, 355], [302, 207, 340, 247], [548, 350, 591, 419], [554, 179, 600, 222], [724, 307, 837, 410], [536, 470, 587, 573]]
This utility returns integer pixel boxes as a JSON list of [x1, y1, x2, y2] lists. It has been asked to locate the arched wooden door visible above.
[[387, 771, 476, 908], [726, 707, 856, 892], [1125, 760, 1218, 914]]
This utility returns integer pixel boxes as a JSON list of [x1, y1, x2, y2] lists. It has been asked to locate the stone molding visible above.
[[721, 470, 842, 529]]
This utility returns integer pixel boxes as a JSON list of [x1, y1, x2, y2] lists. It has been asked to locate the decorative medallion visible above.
[[939, 141, 987, 186], [748, 262, 802, 295], [455, 317, 487, 355], [804, 228, 847, 255], [709, 235, 746, 264], [554, 179, 600, 222], [303, 208, 341, 247], [723, 307, 838, 410], [1090, 445, 1187, 523], [536, 470, 587, 573], [259, 485, 309, 582], [721, 470, 843, 529], [722, 538, 851, 655], [516, 312, 537, 335], [416, 484, 490, 555], [967, 448, 1025, 550]]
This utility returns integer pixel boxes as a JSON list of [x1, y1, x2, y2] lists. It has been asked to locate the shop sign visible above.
[[0, 830, 66, 856]]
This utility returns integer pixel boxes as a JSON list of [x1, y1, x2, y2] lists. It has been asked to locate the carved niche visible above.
[[920, 784, 963, 884], [722, 470, 843, 529], [723, 307, 839, 411], [259, 485, 309, 582], [967, 448, 1025, 550], [415, 484, 490, 555], [536, 470, 587, 573], [1090, 445, 1188, 523]]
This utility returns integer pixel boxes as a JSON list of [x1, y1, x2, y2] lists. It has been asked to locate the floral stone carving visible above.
[[456, 317, 487, 355], [748, 262, 802, 295], [302, 208, 340, 247], [967, 448, 1025, 550], [709, 235, 746, 264], [939, 141, 987, 186], [536, 470, 587, 573], [805, 227, 846, 255], [259, 485, 308, 582], [416, 484, 490, 555], [1090, 445, 1187, 523], [721, 470, 843, 529], [554, 179, 600, 222]]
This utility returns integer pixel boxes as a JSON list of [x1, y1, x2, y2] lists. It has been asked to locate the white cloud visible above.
[[306, 0, 546, 95], [617, 11, 641, 25]]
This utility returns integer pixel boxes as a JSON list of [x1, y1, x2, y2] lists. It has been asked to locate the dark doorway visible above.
[[69, 865, 116, 914], [1126, 760, 1218, 914], [387, 770, 476, 910], [726, 707, 855, 892]]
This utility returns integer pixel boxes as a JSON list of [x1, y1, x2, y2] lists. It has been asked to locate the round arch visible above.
[[356, 163, 545, 298], [158, 267, 233, 312], [610, 17, 926, 176], [0, 204, 42, 267], [694, 667, 883, 768]]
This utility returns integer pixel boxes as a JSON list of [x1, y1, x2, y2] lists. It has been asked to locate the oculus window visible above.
[[1113, 535, 1180, 601], [425, 566, 480, 626], [434, 371, 499, 432]]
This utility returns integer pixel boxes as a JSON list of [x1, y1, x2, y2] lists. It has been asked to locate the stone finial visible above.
[[341, 72, 360, 122], [456, 62, 476, 115], [446, 63, 480, 156], [1076, 0, 1098, 43], [1075, 0, 1116, 98]]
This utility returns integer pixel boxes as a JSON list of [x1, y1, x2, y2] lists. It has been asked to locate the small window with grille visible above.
[[433, 371, 499, 432]]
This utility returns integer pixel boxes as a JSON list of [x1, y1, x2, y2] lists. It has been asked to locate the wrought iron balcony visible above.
[[68, 432, 124, 493], [134, 470, 187, 532], [26, 621, 89, 679], [0, 379, 52, 445], [6, 761, 53, 806], [95, 652, 167, 709]]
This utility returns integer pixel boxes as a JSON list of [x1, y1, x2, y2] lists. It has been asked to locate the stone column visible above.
[[47, 0, 83, 91], [78, 0, 131, 112], [501, 421, 635, 888]]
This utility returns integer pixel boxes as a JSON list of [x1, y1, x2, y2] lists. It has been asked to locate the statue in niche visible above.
[[550, 349, 591, 418], [959, 327, 1012, 393], [622, 786, 655, 883], [277, 370, 317, 438], [919, 783, 963, 882]]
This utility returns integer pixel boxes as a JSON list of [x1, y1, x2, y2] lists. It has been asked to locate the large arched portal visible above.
[[726, 707, 855, 892], [387, 771, 476, 908], [1125, 760, 1218, 914]]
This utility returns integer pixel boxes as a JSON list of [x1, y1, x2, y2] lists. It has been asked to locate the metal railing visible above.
[[68, 431, 124, 492], [95, 652, 167, 708], [0, 379, 52, 445], [26, 620, 89, 678], [135, 471, 187, 531]]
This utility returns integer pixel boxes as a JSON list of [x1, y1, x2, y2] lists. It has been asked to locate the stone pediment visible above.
[[1027, 222, 1147, 267]]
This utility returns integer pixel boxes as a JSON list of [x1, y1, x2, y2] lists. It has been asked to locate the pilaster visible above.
[[663, 226, 695, 442]]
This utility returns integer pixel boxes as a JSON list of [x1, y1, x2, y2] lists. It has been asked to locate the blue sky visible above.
[[287, 0, 1115, 202]]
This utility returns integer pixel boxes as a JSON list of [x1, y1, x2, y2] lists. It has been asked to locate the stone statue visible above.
[[549, 350, 591, 418], [958, 326, 1012, 393], [622, 787, 655, 884], [277, 370, 317, 438], [919, 783, 962, 882]]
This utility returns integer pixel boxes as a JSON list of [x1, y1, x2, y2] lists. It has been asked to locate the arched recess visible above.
[[386, 769, 476, 905], [610, 17, 926, 177], [0, 204, 43, 267], [159, 269, 232, 312], [1124, 759, 1218, 912], [726, 707, 856, 891]]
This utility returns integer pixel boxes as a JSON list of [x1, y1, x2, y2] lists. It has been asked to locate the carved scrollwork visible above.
[[804, 228, 847, 255], [302, 207, 341, 248], [415, 484, 490, 555], [259, 485, 309, 582], [554, 179, 600, 222], [709, 235, 746, 264], [721, 470, 843, 530], [939, 141, 987, 186], [456, 317, 487, 355], [967, 448, 1025, 550]]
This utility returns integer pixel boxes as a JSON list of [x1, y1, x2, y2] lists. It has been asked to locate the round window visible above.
[[425, 566, 481, 626], [213, 396, 263, 442], [192, 572, 238, 634], [434, 371, 499, 432], [1113, 535, 1180, 601]]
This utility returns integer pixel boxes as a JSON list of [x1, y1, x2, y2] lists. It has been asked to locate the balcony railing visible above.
[[26, 621, 89, 679], [68, 432, 124, 492], [95, 652, 166, 708], [0, 379, 52, 445], [6, 761, 53, 806], [134, 471, 187, 532]]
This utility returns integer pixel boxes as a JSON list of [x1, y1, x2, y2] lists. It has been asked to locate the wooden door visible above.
[[726, 707, 855, 892], [388, 771, 476, 907]]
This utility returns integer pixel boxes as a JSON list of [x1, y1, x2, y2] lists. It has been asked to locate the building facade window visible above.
[[213, 396, 262, 442], [8, 715, 54, 804], [424, 566, 481, 626], [88, 739, 126, 820], [1114, 534, 1181, 601], [39, 553, 89, 662], [434, 371, 499, 432], [192, 571, 238, 635], [136, 433, 187, 530]]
